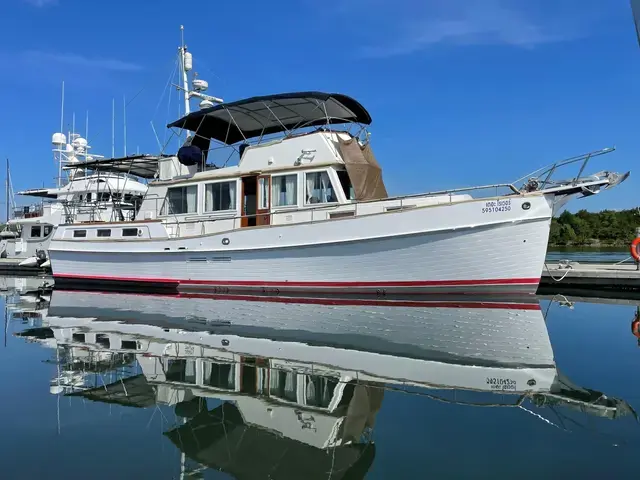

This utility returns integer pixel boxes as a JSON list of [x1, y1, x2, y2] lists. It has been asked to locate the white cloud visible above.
[[22, 51, 143, 72], [23, 0, 58, 7], [325, 0, 594, 58]]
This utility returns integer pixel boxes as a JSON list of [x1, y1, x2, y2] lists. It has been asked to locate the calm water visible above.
[[1, 278, 640, 479], [546, 248, 632, 263]]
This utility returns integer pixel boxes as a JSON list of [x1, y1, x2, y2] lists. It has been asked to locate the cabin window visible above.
[[73, 230, 87, 238], [97, 229, 111, 237], [305, 171, 336, 204], [165, 185, 197, 215], [86, 193, 92, 202], [269, 369, 298, 402], [304, 376, 338, 408], [271, 174, 297, 207], [44, 225, 52, 236], [204, 181, 236, 212], [258, 177, 270, 210], [337, 170, 355, 200], [202, 362, 236, 390], [98, 192, 110, 202], [30, 226, 41, 238], [122, 228, 138, 237], [165, 359, 197, 384]]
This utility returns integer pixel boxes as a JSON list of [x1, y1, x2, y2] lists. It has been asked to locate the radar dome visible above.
[[50, 385, 64, 395], [184, 51, 193, 71], [199, 99, 214, 109], [72, 136, 88, 148], [192, 79, 208, 91], [51, 132, 66, 146]]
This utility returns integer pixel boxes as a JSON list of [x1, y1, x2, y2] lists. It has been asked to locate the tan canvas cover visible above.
[[338, 137, 388, 201]]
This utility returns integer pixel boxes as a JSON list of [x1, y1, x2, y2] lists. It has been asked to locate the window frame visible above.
[[304, 170, 338, 205], [122, 228, 139, 237], [164, 185, 198, 216], [271, 173, 299, 208], [30, 226, 42, 238], [73, 230, 87, 238], [203, 180, 238, 213], [97, 229, 111, 237]]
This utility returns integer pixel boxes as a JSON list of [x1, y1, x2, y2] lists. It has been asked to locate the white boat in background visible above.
[[1, 119, 151, 269], [47, 28, 630, 295]]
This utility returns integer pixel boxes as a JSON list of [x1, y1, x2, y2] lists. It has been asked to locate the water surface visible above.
[[1, 285, 639, 479]]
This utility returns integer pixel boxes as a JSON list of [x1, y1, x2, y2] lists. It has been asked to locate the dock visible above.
[[539, 261, 640, 293], [0, 258, 48, 276]]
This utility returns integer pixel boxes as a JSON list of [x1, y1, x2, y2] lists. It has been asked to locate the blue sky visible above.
[[1, 0, 639, 211]]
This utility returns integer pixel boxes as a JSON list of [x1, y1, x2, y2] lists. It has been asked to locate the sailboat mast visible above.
[[5, 158, 9, 223], [112, 98, 115, 158], [123, 96, 127, 157], [58, 81, 65, 188]]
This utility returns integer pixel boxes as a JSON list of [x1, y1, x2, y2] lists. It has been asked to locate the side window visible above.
[[30, 226, 42, 238], [271, 174, 297, 207], [204, 181, 237, 212], [337, 170, 355, 200], [258, 177, 270, 210], [164, 186, 198, 215], [73, 230, 87, 238], [43, 225, 53, 237], [305, 171, 336, 204], [97, 229, 111, 237], [122, 228, 138, 237]]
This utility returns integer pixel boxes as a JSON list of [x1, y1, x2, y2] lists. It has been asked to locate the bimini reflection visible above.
[[9, 286, 638, 478]]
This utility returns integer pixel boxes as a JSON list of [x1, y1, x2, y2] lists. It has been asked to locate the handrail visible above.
[[512, 147, 615, 190]]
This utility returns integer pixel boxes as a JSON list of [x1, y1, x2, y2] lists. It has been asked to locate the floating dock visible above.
[[539, 261, 640, 293], [0, 258, 48, 276]]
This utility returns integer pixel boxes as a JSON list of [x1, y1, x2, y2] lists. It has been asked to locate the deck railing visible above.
[[156, 183, 525, 238]]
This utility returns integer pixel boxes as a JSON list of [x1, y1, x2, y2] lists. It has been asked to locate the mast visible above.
[[123, 96, 127, 157], [58, 82, 65, 188], [180, 25, 191, 116], [112, 98, 115, 158], [5, 158, 9, 223]]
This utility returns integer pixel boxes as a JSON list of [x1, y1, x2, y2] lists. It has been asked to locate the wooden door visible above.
[[256, 175, 271, 226], [240, 176, 258, 228]]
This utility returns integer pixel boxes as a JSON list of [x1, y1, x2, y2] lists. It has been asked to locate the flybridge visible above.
[[167, 91, 373, 145]]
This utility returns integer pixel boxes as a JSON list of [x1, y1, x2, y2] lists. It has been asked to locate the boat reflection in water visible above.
[[11, 287, 637, 478]]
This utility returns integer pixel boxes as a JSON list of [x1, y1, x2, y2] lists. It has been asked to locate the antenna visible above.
[[123, 95, 127, 157], [85, 110, 89, 143], [60, 81, 65, 133], [111, 98, 115, 158]]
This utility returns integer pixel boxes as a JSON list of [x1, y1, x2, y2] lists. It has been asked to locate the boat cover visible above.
[[167, 91, 372, 145], [338, 137, 388, 201]]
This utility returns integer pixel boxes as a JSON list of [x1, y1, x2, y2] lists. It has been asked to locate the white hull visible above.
[[50, 194, 553, 294]]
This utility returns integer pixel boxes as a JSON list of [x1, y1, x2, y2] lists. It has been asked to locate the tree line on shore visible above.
[[549, 208, 640, 247]]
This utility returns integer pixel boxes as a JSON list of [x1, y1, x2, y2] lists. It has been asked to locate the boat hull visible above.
[[49, 194, 553, 295]]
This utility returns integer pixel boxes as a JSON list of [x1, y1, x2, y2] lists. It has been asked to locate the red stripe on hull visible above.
[[54, 289, 541, 310], [54, 273, 540, 288]]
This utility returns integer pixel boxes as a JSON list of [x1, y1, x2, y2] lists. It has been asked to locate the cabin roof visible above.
[[167, 91, 372, 145], [63, 154, 171, 179]]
